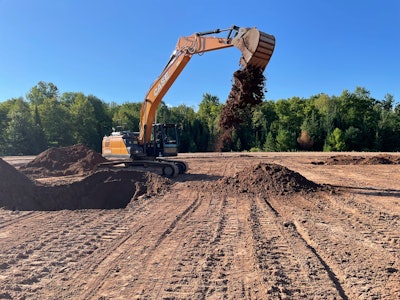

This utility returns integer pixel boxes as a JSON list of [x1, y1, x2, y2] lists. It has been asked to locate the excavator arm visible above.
[[139, 25, 275, 144]]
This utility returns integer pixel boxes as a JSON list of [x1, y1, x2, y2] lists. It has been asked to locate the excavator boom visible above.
[[139, 25, 275, 143]]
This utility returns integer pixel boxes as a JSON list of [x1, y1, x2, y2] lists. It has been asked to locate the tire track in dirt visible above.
[[101, 184, 242, 299], [0, 207, 149, 299], [127, 189, 212, 299], [0, 211, 41, 230], [187, 192, 231, 298], [326, 192, 400, 258], [188, 192, 271, 299], [62, 190, 203, 299], [271, 192, 400, 299], [321, 192, 400, 298], [134, 187, 246, 299], [223, 194, 268, 299], [44, 198, 158, 299], [249, 195, 343, 299], [69, 227, 140, 300], [0, 210, 89, 297], [154, 190, 229, 299]]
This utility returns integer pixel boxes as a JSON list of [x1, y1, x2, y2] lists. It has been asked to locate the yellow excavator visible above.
[[101, 25, 275, 177]]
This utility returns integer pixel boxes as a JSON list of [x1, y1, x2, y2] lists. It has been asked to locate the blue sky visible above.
[[1, 0, 399, 109]]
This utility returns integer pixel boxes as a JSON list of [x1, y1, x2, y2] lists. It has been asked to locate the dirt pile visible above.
[[35, 170, 171, 210], [1, 161, 170, 211], [0, 158, 38, 210], [219, 162, 321, 196], [19, 144, 107, 177], [312, 154, 400, 165], [217, 65, 265, 150]]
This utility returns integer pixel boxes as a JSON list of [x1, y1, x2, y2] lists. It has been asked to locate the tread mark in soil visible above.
[[292, 221, 349, 300]]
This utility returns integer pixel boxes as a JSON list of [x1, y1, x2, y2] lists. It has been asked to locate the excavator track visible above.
[[156, 157, 188, 175], [97, 159, 181, 178]]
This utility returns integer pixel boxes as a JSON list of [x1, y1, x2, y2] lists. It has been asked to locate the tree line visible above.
[[0, 81, 399, 156]]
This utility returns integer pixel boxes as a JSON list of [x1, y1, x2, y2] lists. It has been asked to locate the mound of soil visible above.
[[35, 170, 171, 211], [1, 158, 171, 211], [312, 154, 400, 165], [19, 144, 107, 177], [0, 158, 38, 210], [361, 155, 398, 165], [220, 162, 321, 196]]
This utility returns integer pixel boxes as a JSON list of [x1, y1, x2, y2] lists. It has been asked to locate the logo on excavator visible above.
[[154, 71, 169, 96]]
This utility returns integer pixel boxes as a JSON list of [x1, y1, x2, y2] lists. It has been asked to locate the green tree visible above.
[[0, 100, 15, 154], [156, 101, 171, 124], [314, 94, 341, 140], [324, 128, 346, 151], [169, 105, 200, 152], [263, 131, 276, 151], [374, 94, 398, 151], [339, 87, 378, 150], [38, 97, 73, 147], [31, 104, 47, 153], [198, 93, 222, 142], [112, 102, 141, 132], [87, 95, 113, 151], [26, 81, 59, 106], [252, 101, 278, 148], [4, 98, 35, 155], [276, 126, 297, 151], [69, 93, 98, 149], [344, 126, 362, 150], [198, 93, 222, 150], [299, 109, 323, 150]]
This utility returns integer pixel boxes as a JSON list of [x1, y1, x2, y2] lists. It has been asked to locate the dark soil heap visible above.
[[220, 162, 321, 196], [35, 170, 171, 211], [19, 144, 107, 177], [1, 162, 170, 211], [217, 65, 265, 150], [312, 154, 400, 165], [1, 145, 171, 211], [0, 158, 40, 210]]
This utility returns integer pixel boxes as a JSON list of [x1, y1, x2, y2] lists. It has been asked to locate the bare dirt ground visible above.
[[1, 151, 399, 299]]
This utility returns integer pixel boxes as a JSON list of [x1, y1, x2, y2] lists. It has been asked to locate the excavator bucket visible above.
[[231, 27, 275, 70]]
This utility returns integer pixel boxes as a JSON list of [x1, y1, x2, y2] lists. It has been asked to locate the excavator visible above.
[[101, 25, 275, 177]]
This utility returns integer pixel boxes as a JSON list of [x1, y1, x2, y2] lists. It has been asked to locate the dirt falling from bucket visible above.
[[216, 65, 266, 151]]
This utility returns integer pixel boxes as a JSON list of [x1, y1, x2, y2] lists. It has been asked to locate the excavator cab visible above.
[[146, 123, 179, 158]]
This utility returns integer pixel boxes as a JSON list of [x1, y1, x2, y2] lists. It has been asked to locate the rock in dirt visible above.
[[219, 162, 321, 196], [19, 144, 107, 177]]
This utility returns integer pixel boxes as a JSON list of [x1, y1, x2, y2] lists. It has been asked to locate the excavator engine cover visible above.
[[232, 27, 275, 70]]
